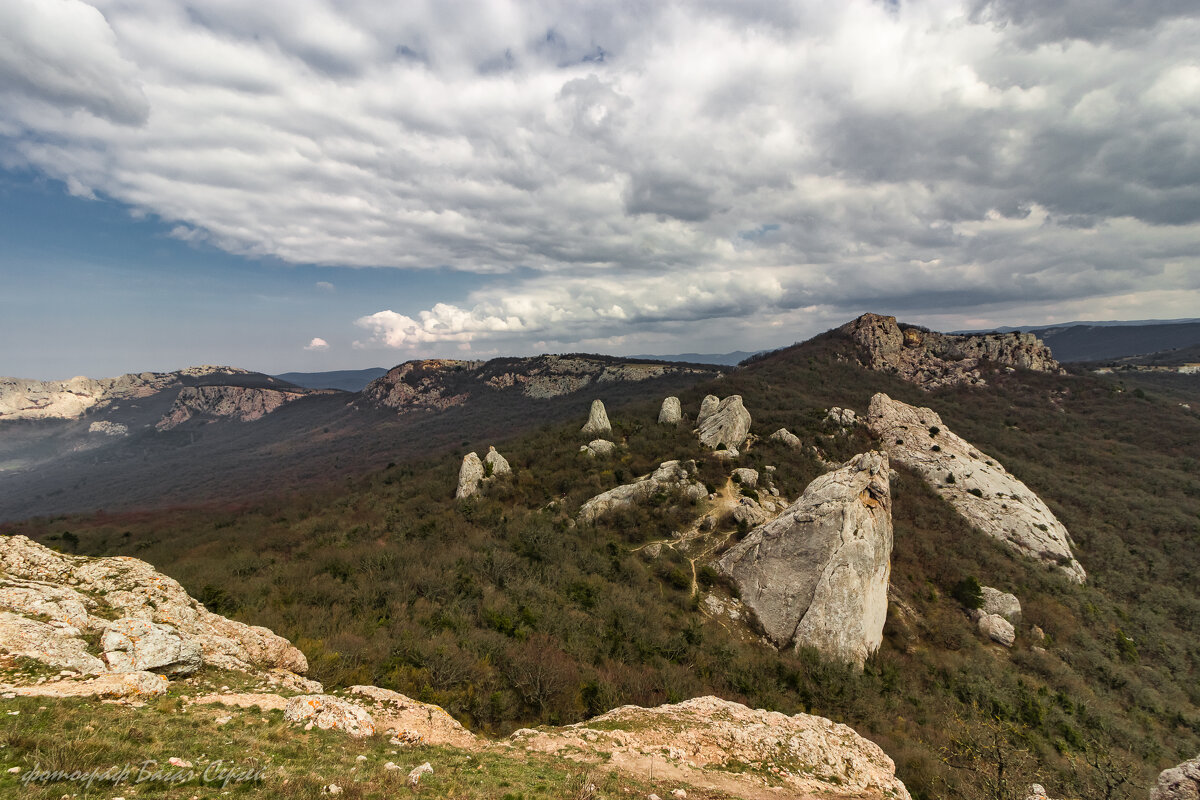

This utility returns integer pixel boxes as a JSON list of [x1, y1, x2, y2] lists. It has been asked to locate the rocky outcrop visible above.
[[88, 420, 128, 436], [0, 366, 253, 421], [867, 393, 1086, 583], [484, 446, 511, 476], [770, 427, 801, 449], [513, 695, 911, 800], [156, 385, 309, 430], [101, 618, 203, 675], [580, 439, 616, 458], [981, 586, 1021, 621], [695, 395, 751, 450], [348, 685, 476, 748], [715, 452, 893, 667], [1151, 755, 1200, 800], [0, 611, 105, 673], [658, 396, 682, 424], [363, 355, 721, 413], [0, 535, 309, 678], [826, 407, 857, 427], [581, 399, 612, 437], [578, 460, 707, 524], [284, 694, 376, 738], [842, 313, 1062, 389], [11, 670, 169, 699], [731, 468, 758, 488]]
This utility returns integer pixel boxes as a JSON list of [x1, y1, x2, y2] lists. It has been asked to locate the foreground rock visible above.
[[581, 399, 613, 437], [716, 452, 893, 667], [513, 695, 911, 800], [11, 670, 169, 699], [658, 396, 682, 424], [0, 535, 310, 679], [867, 393, 1085, 583], [695, 395, 752, 450], [348, 685, 477, 748], [1151, 755, 1200, 800], [284, 695, 376, 738], [842, 313, 1062, 389], [578, 461, 707, 524], [101, 618, 203, 675]]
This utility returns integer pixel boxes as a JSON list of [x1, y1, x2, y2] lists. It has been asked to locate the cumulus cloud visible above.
[[2, 0, 1198, 352], [304, 337, 329, 351]]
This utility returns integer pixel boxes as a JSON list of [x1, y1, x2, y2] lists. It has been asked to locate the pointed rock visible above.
[[658, 396, 682, 425], [867, 392, 1085, 583], [581, 399, 612, 437], [696, 395, 752, 450], [484, 446, 511, 477], [716, 452, 893, 667], [455, 452, 485, 499], [697, 394, 720, 423]]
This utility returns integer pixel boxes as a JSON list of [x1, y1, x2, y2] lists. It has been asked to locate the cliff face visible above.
[[155, 385, 313, 430], [362, 354, 722, 412], [841, 313, 1062, 389], [0, 366, 255, 421]]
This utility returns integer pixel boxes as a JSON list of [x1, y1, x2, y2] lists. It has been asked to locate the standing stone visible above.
[[716, 452, 893, 667], [1151, 755, 1200, 800], [456, 452, 485, 499], [697, 395, 720, 424], [658, 396, 682, 425], [484, 446, 511, 477], [581, 399, 612, 437], [696, 396, 752, 451]]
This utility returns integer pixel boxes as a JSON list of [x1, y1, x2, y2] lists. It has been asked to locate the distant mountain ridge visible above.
[[274, 367, 388, 392], [951, 318, 1200, 362]]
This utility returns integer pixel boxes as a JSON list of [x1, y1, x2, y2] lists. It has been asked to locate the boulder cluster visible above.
[[455, 446, 512, 499]]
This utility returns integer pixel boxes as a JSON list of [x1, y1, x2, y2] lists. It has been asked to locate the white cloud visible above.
[[304, 337, 329, 351], [315, 281, 335, 292], [2, 0, 1198, 353]]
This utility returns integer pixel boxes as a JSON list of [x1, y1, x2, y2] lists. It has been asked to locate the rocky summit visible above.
[[841, 313, 1062, 389], [156, 385, 314, 430], [716, 452, 893, 667], [867, 392, 1086, 582]]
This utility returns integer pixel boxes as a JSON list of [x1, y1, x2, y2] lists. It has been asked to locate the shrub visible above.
[[952, 576, 984, 610]]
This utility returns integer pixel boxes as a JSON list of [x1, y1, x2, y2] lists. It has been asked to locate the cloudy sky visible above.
[[2, 0, 1199, 378]]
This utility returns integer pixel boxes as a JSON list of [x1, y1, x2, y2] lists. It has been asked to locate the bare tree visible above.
[[940, 711, 1038, 800]]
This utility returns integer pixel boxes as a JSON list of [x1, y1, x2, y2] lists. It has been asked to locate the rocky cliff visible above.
[[867, 393, 1085, 582], [362, 354, 722, 413], [716, 452, 893, 667], [155, 385, 314, 430], [0, 366, 256, 421], [841, 313, 1062, 389]]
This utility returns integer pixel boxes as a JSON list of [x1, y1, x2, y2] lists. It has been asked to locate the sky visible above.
[[2, 0, 1199, 379]]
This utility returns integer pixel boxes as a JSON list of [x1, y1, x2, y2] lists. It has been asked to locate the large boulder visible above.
[[715, 452, 893, 667], [484, 446, 511, 477], [973, 611, 1016, 647], [455, 452, 485, 499], [769, 428, 801, 449], [101, 617, 203, 675], [980, 587, 1021, 622], [285, 694, 376, 738], [0, 535, 309, 676], [731, 468, 759, 489], [581, 399, 612, 437], [578, 461, 707, 524], [1151, 755, 1200, 800], [696, 395, 752, 451], [580, 439, 616, 458], [867, 393, 1086, 583], [658, 396, 682, 425]]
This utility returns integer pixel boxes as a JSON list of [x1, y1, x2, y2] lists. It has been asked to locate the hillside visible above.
[[8, 317, 1198, 799], [1028, 322, 1200, 363]]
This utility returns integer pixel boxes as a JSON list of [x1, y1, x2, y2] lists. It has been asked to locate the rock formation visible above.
[[867, 392, 1086, 583], [770, 427, 801, 449], [715, 452, 893, 667], [731, 468, 758, 488], [578, 460, 707, 524], [981, 586, 1022, 621], [0, 535, 310, 678], [826, 407, 858, 427], [101, 617, 203, 675], [87, 420, 128, 436], [512, 695, 911, 800], [658, 396, 682, 424], [695, 395, 752, 450], [456, 452, 485, 499], [284, 694, 377, 738], [362, 355, 721, 412], [484, 446, 511, 476], [972, 610, 1016, 647], [156, 385, 310, 430], [580, 439, 616, 458], [1151, 755, 1200, 800], [581, 399, 612, 436], [0, 366, 254, 421], [841, 313, 1062, 389]]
